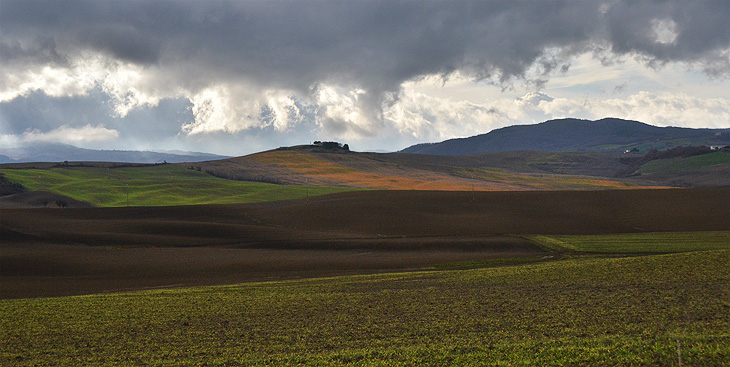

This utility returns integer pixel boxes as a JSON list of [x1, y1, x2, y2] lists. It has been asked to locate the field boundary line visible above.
[[522, 235, 581, 253]]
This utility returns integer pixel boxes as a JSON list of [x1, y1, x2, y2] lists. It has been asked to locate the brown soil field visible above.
[[2, 188, 728, 299]]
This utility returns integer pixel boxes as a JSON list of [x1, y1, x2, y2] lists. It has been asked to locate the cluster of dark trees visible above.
[[643, 146, 715, 160], [313, 141, 349, 151], [40, 200, 68, 208]]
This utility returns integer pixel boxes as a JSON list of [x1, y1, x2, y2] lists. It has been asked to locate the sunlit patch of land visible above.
[[636, 151, 730, 175], [0, 164, 357, 207], [528, 231, 730, 253]]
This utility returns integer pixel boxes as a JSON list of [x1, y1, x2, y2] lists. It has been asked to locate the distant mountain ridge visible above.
[[401, 118, 730, 155], [0, 143, 229, 164]]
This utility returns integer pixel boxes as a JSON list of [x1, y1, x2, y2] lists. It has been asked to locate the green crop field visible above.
[[0, 165, 358, 207], [637, 151, 730, 174], [529, 231, 730, 253], [2, 250, 728, 366]]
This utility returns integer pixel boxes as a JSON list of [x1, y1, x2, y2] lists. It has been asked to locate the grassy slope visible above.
[[528, 231, 730, 253], [2, 250, 728, 366], [0, 165, 357, 207]]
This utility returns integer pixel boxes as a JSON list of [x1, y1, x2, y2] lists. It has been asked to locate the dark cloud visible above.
[[3, 1, 726, 92], [0, 0, 727, 152], [603, 0, 730, 75], [0, 37, 67, 66], [80, 26, 161, 65]]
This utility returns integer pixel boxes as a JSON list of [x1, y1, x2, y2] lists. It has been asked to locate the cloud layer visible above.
[[0, 0, 728, 153]]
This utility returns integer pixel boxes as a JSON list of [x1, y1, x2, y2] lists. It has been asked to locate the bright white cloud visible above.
[[386, 90, 503, 142], [579, 92, 730, 128], [183, 85, 268, 135], [383, 88, 730, 143], [100, 62, 171, 117], [0, 51, 172, 117], [0, 134, 21, 148], [0, 58, 101, 102], [22, 124, 119, 143], [314, 85, 386, 139], [265, 92, 302, 132]]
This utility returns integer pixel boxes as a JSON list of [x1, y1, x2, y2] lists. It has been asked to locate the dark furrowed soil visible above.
[[2, 188, 727, 299], [244, 187, 730, 236], [1, 241, 541, 299]]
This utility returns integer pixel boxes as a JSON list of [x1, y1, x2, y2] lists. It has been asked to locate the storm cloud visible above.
[[0, 0, 728, 153]]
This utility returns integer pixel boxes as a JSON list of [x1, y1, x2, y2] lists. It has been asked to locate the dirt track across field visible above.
[[2, 188, 728, 298]]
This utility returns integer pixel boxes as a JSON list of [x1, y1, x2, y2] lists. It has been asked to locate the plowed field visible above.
[[2, 188, 728, 298]]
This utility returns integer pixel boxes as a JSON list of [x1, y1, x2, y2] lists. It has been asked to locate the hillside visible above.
[[3, 145, 728, 209], [192, 146, 730, 190], [401, 118, 730, 155], [190, 148, 652, 191]]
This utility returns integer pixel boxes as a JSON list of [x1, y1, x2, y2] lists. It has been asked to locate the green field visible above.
[[2, 250, 728, 366], [529, 231, 730, 253], [637, 151, 730, 174], [0, 165, 358, 207]]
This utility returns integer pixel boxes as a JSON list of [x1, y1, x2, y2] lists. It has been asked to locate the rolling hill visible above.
[[4, 144, 728, 209], [400, 118, 730, 155], [189, 147, 647, 191], [191, 145, 730, 191]]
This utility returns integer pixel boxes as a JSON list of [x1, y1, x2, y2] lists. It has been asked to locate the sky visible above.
[[1, 0, 729, 156]]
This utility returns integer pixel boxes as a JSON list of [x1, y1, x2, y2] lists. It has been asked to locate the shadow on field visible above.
[[2, 188, 728, 299]]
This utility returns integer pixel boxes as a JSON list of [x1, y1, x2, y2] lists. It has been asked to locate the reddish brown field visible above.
[[200, 149, 658, 190], [2, 188, 728, 299]]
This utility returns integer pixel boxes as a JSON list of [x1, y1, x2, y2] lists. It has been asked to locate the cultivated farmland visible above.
[[1, 164, 728, 364], [2, 250, 728, 365], [0, 164, 357, 207], [2, 188, 728, 299]]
